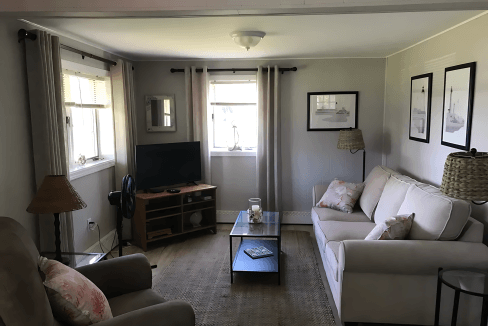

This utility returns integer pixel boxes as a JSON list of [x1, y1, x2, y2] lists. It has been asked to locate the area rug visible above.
[[152, 230, 336, 326]]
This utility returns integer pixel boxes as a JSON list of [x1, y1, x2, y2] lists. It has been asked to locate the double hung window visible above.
[[209, 76, 257, 154]]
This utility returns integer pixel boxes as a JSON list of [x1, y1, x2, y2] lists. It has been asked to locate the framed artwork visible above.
[[409, 73, 433, 143], [307, 91, 358, 131], [441, 62, 476, 150]]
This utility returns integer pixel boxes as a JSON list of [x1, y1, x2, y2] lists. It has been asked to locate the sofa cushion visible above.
[[108, 289, 166, 317], [375, 175, 423, 225], [398, 185, 471, 240], [317, 221, 376, 243], [325, 241, 341, 282], [316, 179, 365, 213], [360, 166, 396, 220], [312, 206, 371, 223]]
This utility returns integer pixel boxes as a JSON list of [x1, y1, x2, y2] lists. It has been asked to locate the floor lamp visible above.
[[440, 148, 488, 205], [27, 175, 87, 264], [337, 128, 366, 182]]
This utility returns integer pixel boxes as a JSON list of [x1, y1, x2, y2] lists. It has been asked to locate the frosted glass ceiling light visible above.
[[230, 31, 266, 51]]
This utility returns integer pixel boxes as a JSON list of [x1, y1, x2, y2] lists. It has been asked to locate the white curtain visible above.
[[185, 66, 211, 184], [24, 30, 74, 252], [256, 66, 282, 212], [111, 60, 137, 239]]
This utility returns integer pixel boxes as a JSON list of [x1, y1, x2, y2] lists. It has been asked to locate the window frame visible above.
[[61, 60, 115, 180], [208, 75, 258, 156]]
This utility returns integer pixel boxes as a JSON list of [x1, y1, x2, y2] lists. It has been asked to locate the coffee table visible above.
[[229, 210, 281, 285]]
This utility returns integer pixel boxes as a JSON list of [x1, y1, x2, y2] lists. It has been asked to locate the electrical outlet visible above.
[[87, 218, 95, 231]]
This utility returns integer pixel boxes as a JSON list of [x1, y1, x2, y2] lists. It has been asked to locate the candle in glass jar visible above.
[[252, 205, 261, 216]]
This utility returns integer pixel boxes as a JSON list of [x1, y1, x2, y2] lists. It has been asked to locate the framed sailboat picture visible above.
[[409, 73, 432, 143], [441, 62, 476, 151], [307, 91, 358, 131]]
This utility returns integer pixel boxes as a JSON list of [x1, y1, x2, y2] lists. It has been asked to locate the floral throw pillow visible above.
[[316, 179, 365, 213], [365, 213, 415, 240], [38, 256, 113, 326]]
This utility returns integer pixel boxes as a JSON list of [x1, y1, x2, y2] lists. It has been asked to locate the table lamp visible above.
[[27, 175, 87, 263], [337, 128, 366, 182], [440, 148, 488, 205]]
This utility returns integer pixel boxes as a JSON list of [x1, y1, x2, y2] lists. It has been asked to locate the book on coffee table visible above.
[[244, 246, 273, 259]]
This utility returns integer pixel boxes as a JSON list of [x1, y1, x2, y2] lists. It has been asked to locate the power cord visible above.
[[89, 221, 117, 258], [96, 224, 104, 253]]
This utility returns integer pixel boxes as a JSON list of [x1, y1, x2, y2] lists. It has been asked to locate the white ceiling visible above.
[[28, 11, 483, 61]]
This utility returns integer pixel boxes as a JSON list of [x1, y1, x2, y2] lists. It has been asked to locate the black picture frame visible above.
[[441, 62, 476, 151], [307, 91, 358, 131], [409, 73, 433, 143]]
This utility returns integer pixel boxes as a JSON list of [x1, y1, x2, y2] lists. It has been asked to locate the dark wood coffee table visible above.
[[229, 211, 281, 285]]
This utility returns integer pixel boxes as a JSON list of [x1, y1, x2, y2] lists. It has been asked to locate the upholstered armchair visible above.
[[0, 216, 195, 326]]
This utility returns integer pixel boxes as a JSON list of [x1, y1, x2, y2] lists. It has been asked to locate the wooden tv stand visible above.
[[132, 184, 217, 251]]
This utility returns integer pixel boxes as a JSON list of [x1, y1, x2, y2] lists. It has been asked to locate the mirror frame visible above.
[[145, 95, 176, 132]]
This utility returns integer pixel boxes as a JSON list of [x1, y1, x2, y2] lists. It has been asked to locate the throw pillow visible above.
[[316, 179, 365, 213], [364, 213, 414, 240], [38, 256, 113, 326]]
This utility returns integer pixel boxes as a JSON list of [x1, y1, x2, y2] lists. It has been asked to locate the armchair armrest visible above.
[[95, 300, 195, 326], [76, 253, 152, 299], [340, 240, 488, 275]]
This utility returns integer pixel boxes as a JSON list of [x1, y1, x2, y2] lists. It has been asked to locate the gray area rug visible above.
[[152, 230, 336, 326]]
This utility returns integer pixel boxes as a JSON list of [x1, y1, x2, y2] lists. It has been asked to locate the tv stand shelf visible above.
[[132, 184, 217, 251]]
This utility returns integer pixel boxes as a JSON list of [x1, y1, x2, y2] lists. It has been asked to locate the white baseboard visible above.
[[79, 229, 118, 265], [217, 210, 312, 224]]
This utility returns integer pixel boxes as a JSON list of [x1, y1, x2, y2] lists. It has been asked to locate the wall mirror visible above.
[[145, 95, 176, 132]]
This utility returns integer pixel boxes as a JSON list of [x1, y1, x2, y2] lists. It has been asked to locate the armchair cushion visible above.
[[108, 289, 165, 317], [75, 254, 152, 299], [95, 300, 195, 326]]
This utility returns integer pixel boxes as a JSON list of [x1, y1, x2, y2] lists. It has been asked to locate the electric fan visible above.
[[108, 174, 136, 257]]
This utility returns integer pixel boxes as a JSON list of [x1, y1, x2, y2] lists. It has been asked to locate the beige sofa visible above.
[[312, 165, 488, 326]]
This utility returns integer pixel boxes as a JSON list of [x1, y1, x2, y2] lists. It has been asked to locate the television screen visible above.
[[136, 142, 202, 190]]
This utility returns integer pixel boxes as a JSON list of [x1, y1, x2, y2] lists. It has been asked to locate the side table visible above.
[[41, 252, 108, 269], [435, 267, 488, 326]]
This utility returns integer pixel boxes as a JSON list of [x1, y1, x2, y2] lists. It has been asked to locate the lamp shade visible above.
[[440, 150, 488, 201], [27, 175, 86, 214], [337, 129, 365, 150]]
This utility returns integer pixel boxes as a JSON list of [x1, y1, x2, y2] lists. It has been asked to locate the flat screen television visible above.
[[136, 142, 202, 190]]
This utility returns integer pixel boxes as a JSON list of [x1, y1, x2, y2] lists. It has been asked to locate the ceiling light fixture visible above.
[[230, 31, 266, 51]]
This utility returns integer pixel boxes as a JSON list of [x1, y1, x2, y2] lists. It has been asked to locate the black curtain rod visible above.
[[170, 67, 297, 74], [18, 29, 117, 66]]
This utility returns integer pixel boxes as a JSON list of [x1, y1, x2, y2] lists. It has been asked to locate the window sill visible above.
[[70, 159, 115, 181], [211, 149, 256, 157]]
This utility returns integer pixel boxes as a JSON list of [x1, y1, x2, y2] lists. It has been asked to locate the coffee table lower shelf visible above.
[[231, 238, 280, 284]]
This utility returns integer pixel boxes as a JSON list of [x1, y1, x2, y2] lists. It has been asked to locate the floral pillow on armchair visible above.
[[316, 179, 365, 213], [38, 256, 113, 326]]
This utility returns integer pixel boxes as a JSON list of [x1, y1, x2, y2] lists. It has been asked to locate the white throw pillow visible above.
[[316, 179, 365, 214], [365, 213, 414, 240]]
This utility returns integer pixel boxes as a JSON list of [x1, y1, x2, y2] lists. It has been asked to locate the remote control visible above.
[[167, 189, 181, 193]]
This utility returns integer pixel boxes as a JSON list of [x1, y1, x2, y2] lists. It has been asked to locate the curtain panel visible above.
[[111, 60, 137, 240], [257, 65, 282, 213], [185, 66, 211, 184], [24, 30, 74, 252]]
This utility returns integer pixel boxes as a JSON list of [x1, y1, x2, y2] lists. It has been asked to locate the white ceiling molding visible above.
[[2, 1, 488, 18]]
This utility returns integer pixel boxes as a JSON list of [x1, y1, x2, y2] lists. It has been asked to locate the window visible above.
[[209, 76, 257, 154], [62, 64, 115, 175]]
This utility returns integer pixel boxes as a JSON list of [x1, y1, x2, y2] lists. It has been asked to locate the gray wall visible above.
[[0, 18, 120, 251], [0, 19, 38, 244], [384, 14, 488, 235], [134, 59, 386, 219]]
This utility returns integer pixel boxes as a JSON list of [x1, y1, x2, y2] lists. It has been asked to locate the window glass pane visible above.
[[98, 108, 114, 157], [71, 107, 97, 159], [213, 105, 257, 149], [210, 83, 257, 104]]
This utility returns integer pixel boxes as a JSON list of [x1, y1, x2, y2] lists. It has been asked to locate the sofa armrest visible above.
[[75, 254, 152, 299], [313, 184, 329, 206], [339, 240, 488, 275], [95, 300, 195, 326]]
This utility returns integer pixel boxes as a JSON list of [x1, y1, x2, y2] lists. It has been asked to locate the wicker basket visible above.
[[440, 151, 488, 201], [337, 129, 365, 150]]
